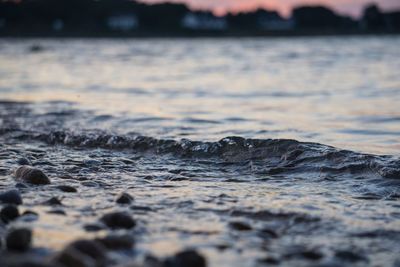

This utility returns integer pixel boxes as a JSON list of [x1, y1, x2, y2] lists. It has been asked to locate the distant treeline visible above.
[[0, 0, 399, 37]]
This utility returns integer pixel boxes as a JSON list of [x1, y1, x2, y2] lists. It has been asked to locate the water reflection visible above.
[[0, 37, 399, 155]]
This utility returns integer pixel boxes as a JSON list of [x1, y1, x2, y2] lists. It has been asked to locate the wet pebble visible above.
[[95, 234, 134, 250], [257, 257, 280, 265], [81, 181, 99, 187], [259, 228, 279, 239], [57, 185, 78, 193], [229, 221, 252, 231], [14, 166, 50, 185], [47, 209, 67, 216], [0, 189, 23, 205], [17, 157, 31, 165], [6, 228, 32, 252], [29, 44, 45, 53], [100, 211, 136, 229], [164, 250, 207, 267], [335, 250, 367, 262], [116, 192, 134, 204], [53, 247, 96, 267], [59, 239, 107, 266], [15, 182, 29, 189], [283, 247, 325, 262], [42, 197, 62, 206], [83, 223, 105, 232], [301, 250, 324, 260], [20, 210, 39, 222], [0, 204, 20, 223]]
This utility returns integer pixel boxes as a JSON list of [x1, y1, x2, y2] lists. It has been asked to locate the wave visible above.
[[1, 127, 399, 182]]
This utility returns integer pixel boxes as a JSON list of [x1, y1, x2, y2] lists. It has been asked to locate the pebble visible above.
[[229, 221, 252, 231], [116, 192, 134, 204], [100, 211, 136, 229], [57, 185, 78, 193], [81, 181, 99, 187], [29, 44, 45, 53], [15, 182, 29, 189], [96, 234, 134, 250], [17, 157, 31, 165], [259, 228, 279, 238], [47, 209, 67, 216], [335, 250, 367, 262], [68, 239, 107, 265], [300, 250, 324, 260], [258, 257, 280, 264], [83, 223, 105, 232], [164, 250, 207, 267], [14, 166, 50, 185], [42, 197, 62, 206], [53, 247, 96, 267], [0, 189, 23, 205], [6, 228, 32, 252], [20, 210, 39, 222], [0, 204, 20, 223]]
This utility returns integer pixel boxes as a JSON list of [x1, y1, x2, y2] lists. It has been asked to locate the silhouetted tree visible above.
[[361, 4, 387, 30], [293, 6, 355, 30]]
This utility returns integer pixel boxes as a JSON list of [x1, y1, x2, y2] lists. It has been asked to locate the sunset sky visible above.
[[140, 0, 400, 17]]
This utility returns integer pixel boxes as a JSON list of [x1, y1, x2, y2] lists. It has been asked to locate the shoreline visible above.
[[1, 31, 400, 39]]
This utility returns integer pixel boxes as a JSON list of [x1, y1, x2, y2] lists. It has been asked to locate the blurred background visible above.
[[0, 0, 399, 37]]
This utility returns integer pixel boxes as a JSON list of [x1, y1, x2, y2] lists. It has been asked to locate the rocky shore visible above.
[[1, 164, 208, 267]]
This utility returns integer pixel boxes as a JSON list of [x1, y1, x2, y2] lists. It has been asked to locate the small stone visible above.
[[14, 166, 50, 185], [81, 181, 99, 187], [335, 250, 367, 262], [53, 247, 96, 267], [17, 157, 31, 165], [57, 185, 78, 193], [215, 243, 230, 251], [15, 182, 29, 189], [259, 228, 279, 238], [96, 234, 134, 250], [29, 44, 44, 53], [42, 197, 62, 206], [229, 221, 252, 231], [68, 240, 107, 265], [0, 204, 20, 223], [47, 209, 66, 216], [100, 211, 136, 229], [23, 210, 39, 216], [300, 250, 324, 260], [116, 192, 133, 204], [165, 250, 207, 267], [258, 257, 280, 264], [0, 189, 23, 205], [144, 254, 163, 267], [284, 249, 324, 261], [6, 228, 32, 252], [83, 223, 105, 232], [20, 210, 39, 222]]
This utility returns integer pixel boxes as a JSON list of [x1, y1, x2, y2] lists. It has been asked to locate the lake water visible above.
[[0, 37, 399, 267], [1, 37, 400, 154]]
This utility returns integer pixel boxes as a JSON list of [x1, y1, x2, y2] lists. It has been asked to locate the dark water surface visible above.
[[0, 37, 399, 267]]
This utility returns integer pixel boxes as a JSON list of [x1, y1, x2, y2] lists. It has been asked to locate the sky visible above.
[[139, 0, 400, 17]]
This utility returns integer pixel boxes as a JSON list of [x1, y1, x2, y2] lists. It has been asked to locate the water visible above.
[[1, 37, 400, 154], [0, 37, 400, 267]]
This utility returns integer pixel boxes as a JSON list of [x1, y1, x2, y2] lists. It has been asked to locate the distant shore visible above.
[[1, 30, 399, 39]]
